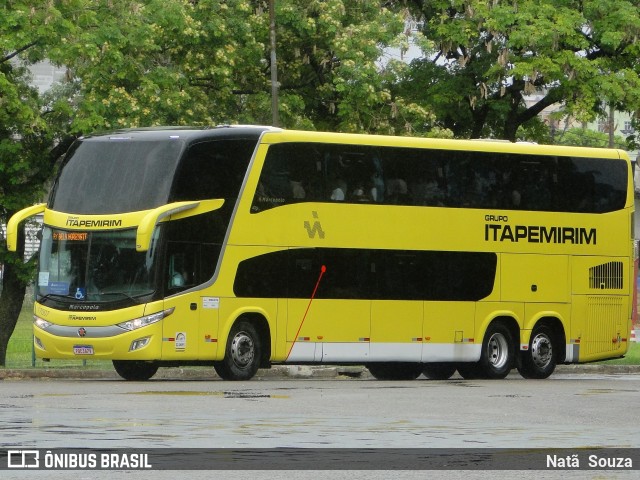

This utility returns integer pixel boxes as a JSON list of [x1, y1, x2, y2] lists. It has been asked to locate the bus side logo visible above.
[[304, 211, 325, 239]]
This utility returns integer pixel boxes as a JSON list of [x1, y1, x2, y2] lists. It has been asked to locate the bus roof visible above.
[[260, 129, 629, 160], [78, 125, 628, 160], [78, 125, 280, 143]]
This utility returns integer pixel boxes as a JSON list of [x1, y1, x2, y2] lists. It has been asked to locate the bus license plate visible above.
[[73, 345, 94, 355]]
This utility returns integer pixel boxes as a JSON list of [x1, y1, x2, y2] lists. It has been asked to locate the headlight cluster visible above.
[[34, 316, 53, 330], [116, 308, 174, 331]]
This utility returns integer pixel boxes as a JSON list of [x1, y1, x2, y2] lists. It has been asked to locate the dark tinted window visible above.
[[163, 212, 226, 295], [378, 251, 497, 301], [251, 143, 628, 214], [51, 139, 184, 214], [234, 248, 496, 301], [171, 140, 255, 202], [164, 139, 255, 294], [51, 137, 257, 214]]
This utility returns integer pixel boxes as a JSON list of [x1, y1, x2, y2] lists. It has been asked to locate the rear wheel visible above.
[[112, 360, 158, 381], [422, 363, 457, 380], [518, 325, 556, 379], [367, 362, 423, 380], [214, 320, 262, 381]]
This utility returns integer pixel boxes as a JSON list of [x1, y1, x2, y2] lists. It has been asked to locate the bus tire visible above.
[[112, 360, 158, 381], [422, 363, 457, 380], [456, 363, 483, 379], [517, 325, 556, 379], [214, 320, 262, 381], [367, 362, 423, 380], [477, 323, 514, 379]]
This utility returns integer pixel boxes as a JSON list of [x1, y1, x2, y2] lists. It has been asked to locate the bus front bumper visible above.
[[33, 322, 162, 361]]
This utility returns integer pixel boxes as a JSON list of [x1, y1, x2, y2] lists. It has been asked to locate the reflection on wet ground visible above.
[[1, 376, 639, 449]]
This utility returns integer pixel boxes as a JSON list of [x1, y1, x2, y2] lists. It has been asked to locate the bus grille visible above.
[[582, 296, 623, 357], [589, 261, 623, 290]]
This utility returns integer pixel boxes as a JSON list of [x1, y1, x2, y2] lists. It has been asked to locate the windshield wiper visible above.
[[97, 292, 141, 304], [38, 293, 74, 302]]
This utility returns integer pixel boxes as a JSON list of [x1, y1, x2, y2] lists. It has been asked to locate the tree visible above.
[[48, 0, 429, 135], [1, 0, 428, 364], [0, 1, 65, 365], [399, 0, 640, 142], [269, 0, 431, 133], [555, 126, 627, 149]]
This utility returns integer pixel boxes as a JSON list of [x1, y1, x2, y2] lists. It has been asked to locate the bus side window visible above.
[[252, 144, 323, 212], [411, 167, 444, 206], [234, 250, 287, 297], [385, 177, 409, 204], [252, 169, 289, 212], [329, 177, 347, 201], [290, 148, 323, 202], [172, 140, 253, 203], [348, 153, 379, 203], [163, 213, 222, 294], [323, 147, 383, 203], [324, 151, 348, 202], [443, 156, 473, 207], [168, 251, 192, 288], [381, 151, 410, 205]]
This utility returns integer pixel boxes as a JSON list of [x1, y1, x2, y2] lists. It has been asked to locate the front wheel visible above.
[[214, 320, 262, 381], [456, 363, 483, 380], [517, 325, 556, 379], [477, 323, 515, 379], [367, 362, 423, 380], [422, 363, 457, 380], [113, 360, 158, 381]]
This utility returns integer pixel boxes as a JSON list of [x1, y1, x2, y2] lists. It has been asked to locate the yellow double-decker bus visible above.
[[7, 126, 635, 380]]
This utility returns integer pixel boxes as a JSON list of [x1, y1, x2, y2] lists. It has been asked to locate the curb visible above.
[[0, 365, 365, 381], [1, 364, 639, 380]]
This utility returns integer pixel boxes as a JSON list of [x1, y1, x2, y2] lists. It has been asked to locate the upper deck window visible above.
[[170, 139, 256, 203], [251, 143, 628, 214]]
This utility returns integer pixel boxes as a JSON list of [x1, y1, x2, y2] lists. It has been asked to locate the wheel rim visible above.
[[487, 332, 509, 369], [230, 331, 255, 369], [531, 333, 552, 369]]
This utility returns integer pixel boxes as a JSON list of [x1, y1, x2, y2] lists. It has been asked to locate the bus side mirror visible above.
[[135, 199, 224, 252], [6, 203, 46, 252]]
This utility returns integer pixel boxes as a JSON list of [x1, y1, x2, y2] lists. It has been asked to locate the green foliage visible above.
[[29, 0, 429, 135], [554, 127, 627, 149], [1, 1, 56, 236], [401, 0, 640, 141]]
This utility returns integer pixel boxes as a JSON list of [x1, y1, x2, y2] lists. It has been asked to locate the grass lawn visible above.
[[4, 299, 640, 368], [597, 341, 640, 365], [5, 299, 111, 369]]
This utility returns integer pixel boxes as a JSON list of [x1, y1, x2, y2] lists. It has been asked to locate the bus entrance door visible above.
[[161, 295, 203, 360]]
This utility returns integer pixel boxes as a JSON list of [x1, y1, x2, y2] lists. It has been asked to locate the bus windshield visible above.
[[37, 227, 160, 305], [50, 138, 185, 214]]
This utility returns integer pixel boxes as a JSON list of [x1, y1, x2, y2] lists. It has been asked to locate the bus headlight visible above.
[[116, 308, 174, 331], [34, 316, 53, 331]]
